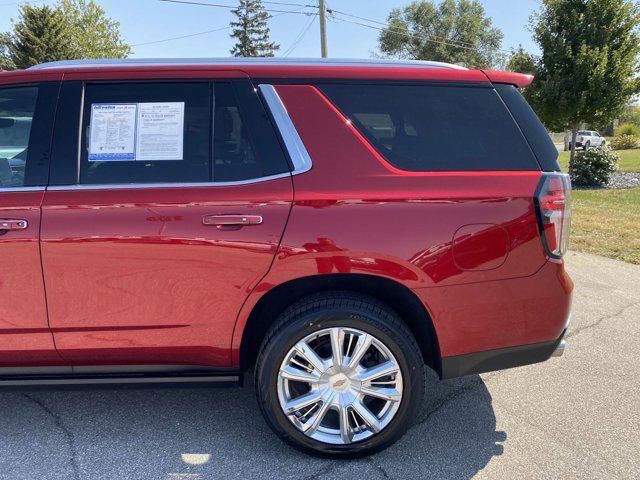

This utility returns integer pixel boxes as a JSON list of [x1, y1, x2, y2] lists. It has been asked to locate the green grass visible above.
[[558, 148, 640, 172], [570, 187, 640, 265]]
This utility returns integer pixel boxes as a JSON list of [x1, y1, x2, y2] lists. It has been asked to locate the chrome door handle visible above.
[[0, 219, 28, 231], [202, 214, 263, 228]]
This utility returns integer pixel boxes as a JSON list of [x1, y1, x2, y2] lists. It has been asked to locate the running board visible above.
[[0, 366, 241, 387]]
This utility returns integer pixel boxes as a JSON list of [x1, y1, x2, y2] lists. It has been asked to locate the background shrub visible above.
[[614, 123, 640, 136], [611, 134, 639, 150], [569, 146, 619, 186]]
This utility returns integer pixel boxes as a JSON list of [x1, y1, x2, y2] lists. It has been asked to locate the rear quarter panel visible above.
[[232, 84, 556, 362]]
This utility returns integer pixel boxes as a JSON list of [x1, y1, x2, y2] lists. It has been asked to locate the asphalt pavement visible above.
[[0, 251, 638, 480]]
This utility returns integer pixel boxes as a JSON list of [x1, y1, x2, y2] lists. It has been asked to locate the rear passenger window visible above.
[[81, 82, 210, 184], [79, 82, 278, 185], [213, 83, 262, 182], [0, 86, 37, 187], [319, 84, 539, 171]]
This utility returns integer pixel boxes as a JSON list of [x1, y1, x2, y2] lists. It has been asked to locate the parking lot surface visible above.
[[0, 251, 638, 480]]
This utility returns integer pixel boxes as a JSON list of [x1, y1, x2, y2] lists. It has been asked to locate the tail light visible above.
[[579, 136, 584, 143], [534, 173, 572, 258]]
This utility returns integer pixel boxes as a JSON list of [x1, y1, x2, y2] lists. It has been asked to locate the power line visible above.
[[329, 16, 476, 52], [132, 25, 231, 47], [133, 8, 302, 49], [158, 0, 317, 16], [260, 1, 315, 6], [327, 8, 479, 51], [282, 14, 316, 57], [329, 13, 509, 55], [144, 0, 507, 59]]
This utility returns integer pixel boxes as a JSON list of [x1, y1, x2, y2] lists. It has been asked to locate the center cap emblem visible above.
[[330, 373, 350, 391]]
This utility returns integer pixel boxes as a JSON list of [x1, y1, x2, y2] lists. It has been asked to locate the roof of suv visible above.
[[0, 57, 533, 87]]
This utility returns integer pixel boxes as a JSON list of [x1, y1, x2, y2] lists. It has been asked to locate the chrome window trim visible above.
[[46, 171, 292, 191], [259, 84, 312, 175], [0, 186, 46, 192], [76, 83, 85, 183], [68, 81, 295, 190]]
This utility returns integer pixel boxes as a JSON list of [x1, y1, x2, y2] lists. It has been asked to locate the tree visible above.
[[0, 0, 130, 70], [2, 5, 74, 70], [0, 33, 14, 70], [59, 0, 131, 59], [506, 45, 536, 75], [230, 0, 279, 57], [529, 0, 640, 162], [378, 0, 504, 69], [619, 103, 640, 126]]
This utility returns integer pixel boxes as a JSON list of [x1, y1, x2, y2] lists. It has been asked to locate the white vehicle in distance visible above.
[[569, 130, 606, 151]]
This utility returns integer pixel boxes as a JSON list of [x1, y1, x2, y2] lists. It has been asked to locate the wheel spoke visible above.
[[356, 385, 402, 402], [301, 393, 333, 434], [346, 333, 372, 369], [294, 341, 326, 373], [338, 404, 354, 443], [280, 365, 320, 384], [355, 361, 399, 382], [329, 327, 345, 367], [283, 389, 324, 415], [352, 399, 381, 433]]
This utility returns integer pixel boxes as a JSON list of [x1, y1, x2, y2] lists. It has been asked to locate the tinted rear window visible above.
[[494, 84, 559, 172], [319, 84, 540, 171]]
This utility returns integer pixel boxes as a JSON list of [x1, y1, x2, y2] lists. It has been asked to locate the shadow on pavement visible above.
[[0, 371, 504, 480]]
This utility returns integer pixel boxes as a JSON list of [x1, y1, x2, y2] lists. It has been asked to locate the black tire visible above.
[[584, 141, 590, 151], [254, 291, 426, 458]]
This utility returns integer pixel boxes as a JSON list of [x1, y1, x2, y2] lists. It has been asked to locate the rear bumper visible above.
[[441, 328, 567, 379], [414, 259, 573, 360]]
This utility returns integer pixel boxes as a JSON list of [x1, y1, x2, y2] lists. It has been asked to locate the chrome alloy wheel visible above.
[[277, 327, 404, 445]]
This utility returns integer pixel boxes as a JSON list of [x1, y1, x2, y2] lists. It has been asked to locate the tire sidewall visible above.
[[256, 304, 424, 457]]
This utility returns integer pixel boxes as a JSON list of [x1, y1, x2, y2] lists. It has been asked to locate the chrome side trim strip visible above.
[[0, 186, 45, 192], [46, 171, 292, 191], [259, 84, 312, 175]]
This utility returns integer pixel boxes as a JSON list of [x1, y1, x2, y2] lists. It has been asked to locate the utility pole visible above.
[[319, 0, 328, 57]]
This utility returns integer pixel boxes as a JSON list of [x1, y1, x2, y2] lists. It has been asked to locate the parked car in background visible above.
[[0, 58, 572, 457], [569, 130, 606, 150]]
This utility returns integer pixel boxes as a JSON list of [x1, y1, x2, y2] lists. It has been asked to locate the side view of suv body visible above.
[[0, 58, 572, 456]]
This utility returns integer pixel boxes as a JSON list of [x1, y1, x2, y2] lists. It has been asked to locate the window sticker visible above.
[[135, 102, 185, 161], [88, 104, 137, 161]]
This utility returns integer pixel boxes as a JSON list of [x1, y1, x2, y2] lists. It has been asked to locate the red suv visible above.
[[0, 58, 572, 456]]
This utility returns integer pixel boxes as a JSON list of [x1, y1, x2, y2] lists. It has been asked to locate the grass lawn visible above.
[[558, 148, 640, 172], [570, 187, 640, 265]]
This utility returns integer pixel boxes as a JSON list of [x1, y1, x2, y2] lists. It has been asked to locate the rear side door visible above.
[[0, 81, 61, 365], [41, 77, 292, 366]]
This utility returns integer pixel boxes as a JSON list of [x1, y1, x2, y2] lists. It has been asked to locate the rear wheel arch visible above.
[[239, 274, 442, 377]]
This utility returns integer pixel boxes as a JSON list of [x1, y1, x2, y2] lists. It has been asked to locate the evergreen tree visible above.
[[3, 5, 74, 70], [0, 33, 14, 70], [230, 0, 279, 57], [0, 1, 131, 70]]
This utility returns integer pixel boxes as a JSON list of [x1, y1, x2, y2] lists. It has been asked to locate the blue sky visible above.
[[0, 0, 540, 59]]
